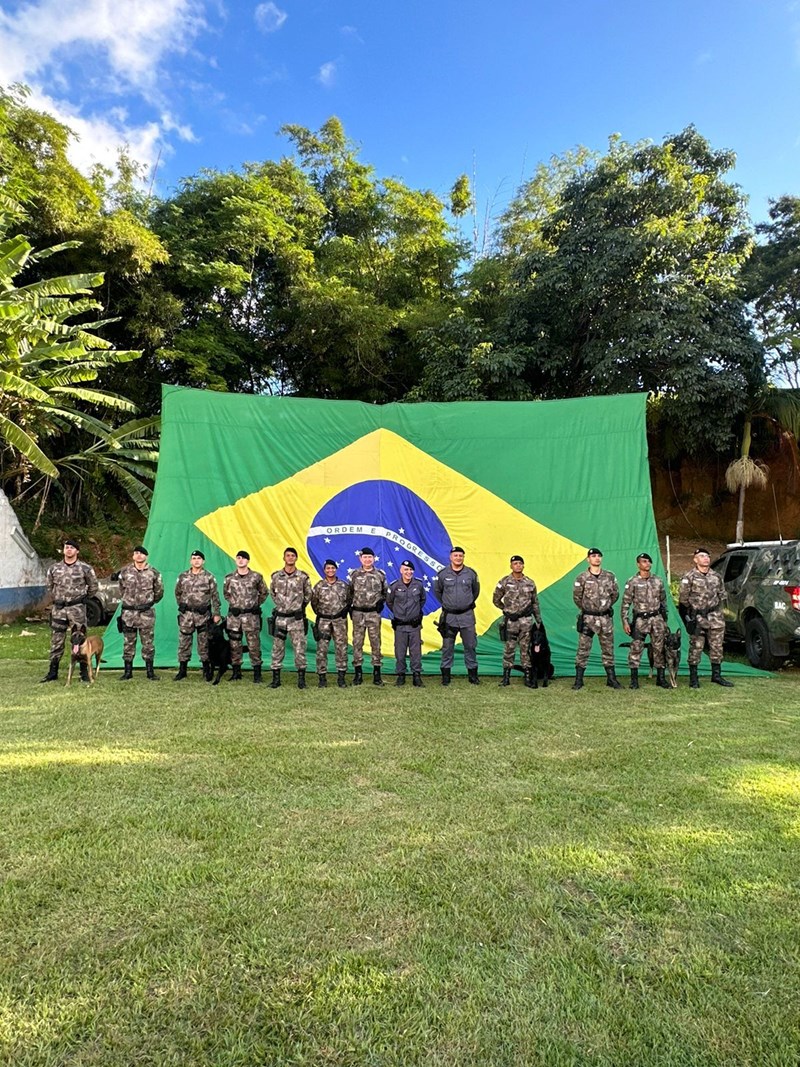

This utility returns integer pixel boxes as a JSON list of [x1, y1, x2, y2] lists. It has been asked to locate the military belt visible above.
[[392, 616, 423, 628], [504, 609, 533, 622], [693, 602, 721, 618], [352, 603, 382, 613], [229, 605, 261, 616], [53, 596, 86, 608], [634, 609, 661, 620], [122, 601, 154, 611], [316, 609, 349, 620], [583, 609, 613, 617], [275, 609, 306, 620], [178, 602, 211, 614]]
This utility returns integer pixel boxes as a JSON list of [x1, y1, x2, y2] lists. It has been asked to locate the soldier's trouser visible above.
[[49, 604, 87, 660], [121, 609, 156, 661], [575, 616, 615, 668], [316, 618, 349, 673], [502, 617, 532, 669], [394, 624, 423, 673], [351, 610, 381, 667], [628, 617, 666, 669], [688, 618, 725, 666], [271, 617, 308, 670], [441, 610, 478, 670], [177, 611, 210, 662], [228, 614, 262, 667]]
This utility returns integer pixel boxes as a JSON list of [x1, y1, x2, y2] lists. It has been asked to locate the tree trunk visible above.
[[734, 416, 752, 544]]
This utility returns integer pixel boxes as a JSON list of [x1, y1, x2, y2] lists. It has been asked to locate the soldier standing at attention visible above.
[[492, 554, 542, 689], [348, 547, 388, 686], [223, 551, 268, 683], [621, 552, 670, 690], [310, 560, 351, 689], [572, 547, 620, 690], [679, 548, 733, 689], [118, 546, 164, 681], [386, 559, 427, 687], [433, 546, 481, 686], [269, 547, 312, 689], [174, 550, 221, 682], [41, 538, 99, 683]]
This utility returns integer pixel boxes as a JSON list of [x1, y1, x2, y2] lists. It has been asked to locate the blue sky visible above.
[[1, 0, 798, 227]]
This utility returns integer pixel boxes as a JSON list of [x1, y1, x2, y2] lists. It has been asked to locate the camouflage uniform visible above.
[[621, 573, 667, 668], [348, 569, 388, 667], [492, 573, 542, 669], [46, 560, 99, 660], [679, 568, 726, 666], [311, 578, 351, 674], [175, 569, 220, 661], [118, 563, 164, 660], [433, 565, 481, 670], [573, 569, 619, 668], [386, 576, 427, 675], [270, 568, 312, 670], [223, 570, 268, 667]]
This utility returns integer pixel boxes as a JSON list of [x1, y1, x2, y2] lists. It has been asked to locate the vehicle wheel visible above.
[[744, 616, 787, 671], [85, 598, 103, 628]]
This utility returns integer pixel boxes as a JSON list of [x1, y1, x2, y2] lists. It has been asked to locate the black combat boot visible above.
[[441, 668, 451, 686], [229, 664, 242, 681], [173, 661, 188, 681], [711, 662, 734, 688], [656, 668, 670, 689], [395, 673, 406, 687], [202, 661, 212, 682], [499, 669, 511, 687], [318, 673, 327, 688], [689, 665, 700, 689], [525, 669, 537, 689], [40, 657, 60, 683], [629, 668, 639, 690], [467, 668, 479, 685], [571, 666, 585, 691], [253, 665, 262, 684], [337, 671, 347, 688], [270, 669, 281, 688], [297, 669, 306, 689], [145, 659, 159, 681], [373, 667, 384, 687], [412, 672, 424, 687], [119, 660, 133, 681], [605, 666, 622, 689], [353, 666, 363, 686]]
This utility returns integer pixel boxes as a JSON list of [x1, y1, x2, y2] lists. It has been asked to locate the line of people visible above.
[[40, 538, 732, 688]]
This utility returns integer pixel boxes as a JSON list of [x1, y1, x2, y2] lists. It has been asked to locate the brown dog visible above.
[[65, 623, 104, 685]]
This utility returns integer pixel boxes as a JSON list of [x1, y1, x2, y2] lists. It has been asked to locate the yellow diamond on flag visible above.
[[196, 429, 586, 657]]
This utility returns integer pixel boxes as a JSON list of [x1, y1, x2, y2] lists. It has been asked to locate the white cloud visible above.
[[254, 2, 287, 34], [317, 60, 337, 88]]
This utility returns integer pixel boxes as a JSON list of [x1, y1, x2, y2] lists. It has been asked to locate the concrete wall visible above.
[[0, 490, 48, 621]]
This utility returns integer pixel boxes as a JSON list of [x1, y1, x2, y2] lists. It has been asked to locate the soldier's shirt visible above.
[[270, 569, 312, 614], [47, 560, 99, 606], [311, 579, 351, 617], [119, 564, 164, 608], [386, 577, 427, 623], [175, 570, 220, 614], [433, 565, 480, 612], [348, 569, 388, 610], [573, 569, 619, 612], [621, 574, 666, 619], [679, 569, 726, 615], [223, 570, 268, 611], [492, 574, 541, 623]]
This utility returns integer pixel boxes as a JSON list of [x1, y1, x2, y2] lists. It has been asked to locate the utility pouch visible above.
[[312, 621, 320, 641], [499, 617, 509, 642], [267, 613, 276, 637], [576, 613, 585, 634]]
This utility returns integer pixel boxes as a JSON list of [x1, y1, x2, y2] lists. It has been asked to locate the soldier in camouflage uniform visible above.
[[572, 547, 621, 690], [621, 552, 669, 690], [311, 559, 352, 688], [492, 554, 542, 689], [173, 550, 221, 682], [41, 538, 99, 683], [118, 546, 164, 681], [386, 559, 427, 687], [269, 547, 312, 689], [223, 551, 268, 683], [679, 547, 733, 689], [348, 547, 388, 686]]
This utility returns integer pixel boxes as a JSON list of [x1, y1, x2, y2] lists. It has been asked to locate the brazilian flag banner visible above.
[[105, 387, 688, 675]]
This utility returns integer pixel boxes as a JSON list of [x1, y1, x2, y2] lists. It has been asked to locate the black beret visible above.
[[588, 547, 603, 556], [191, 550, 205, 560], [236, 550, 250, 561], [510, 555, 524, 564], [637, 552, 653, 563], [133, 545, 148, 556], [694, 547, 710, 556], [323, 559, 338, 568], [284, 546, 298, 556], [63, 538, 79, 550], [450, 546, 465, 554], [400, 559, 415, 569], [360, 546, 375, 556]]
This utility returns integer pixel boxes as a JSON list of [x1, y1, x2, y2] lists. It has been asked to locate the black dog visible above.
[[529, 624, 554, 686], [206, 618, 232, 685]]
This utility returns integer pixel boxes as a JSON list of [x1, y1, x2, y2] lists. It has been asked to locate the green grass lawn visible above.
[[1, 623, 799, 1066]]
